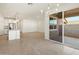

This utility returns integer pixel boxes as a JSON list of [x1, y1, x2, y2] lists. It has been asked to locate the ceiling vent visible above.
[[27, 3, 33, 5]]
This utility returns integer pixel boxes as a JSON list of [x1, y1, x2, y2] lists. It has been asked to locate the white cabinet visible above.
[[16, 30, 20, 39], [9, 30, 20, 40]]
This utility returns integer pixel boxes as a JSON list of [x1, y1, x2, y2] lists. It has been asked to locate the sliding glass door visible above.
[[49, 12, 63, 42]]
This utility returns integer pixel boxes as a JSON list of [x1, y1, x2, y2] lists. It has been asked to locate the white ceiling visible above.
[[0, 3, 79, 19]]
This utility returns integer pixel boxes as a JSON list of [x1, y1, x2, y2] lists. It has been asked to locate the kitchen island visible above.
[[9, 30, 20, 40]]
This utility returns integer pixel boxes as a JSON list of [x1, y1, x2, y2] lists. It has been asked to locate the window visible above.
[[65, 16, 79, 24], [49, 20, 57, 25], [49, 18, 57, 29]]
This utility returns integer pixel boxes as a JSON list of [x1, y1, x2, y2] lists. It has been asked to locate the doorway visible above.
[[49, 12, 63, 42]]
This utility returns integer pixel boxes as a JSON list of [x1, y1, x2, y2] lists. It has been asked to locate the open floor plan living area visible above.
[[0, 3, 79, 55]]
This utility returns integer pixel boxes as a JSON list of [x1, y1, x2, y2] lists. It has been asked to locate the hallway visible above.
[[0, 33, 79, 55]]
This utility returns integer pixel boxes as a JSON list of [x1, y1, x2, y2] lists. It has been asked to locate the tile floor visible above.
[[64, 36, 79, 50], [0, 33, 79, 55]]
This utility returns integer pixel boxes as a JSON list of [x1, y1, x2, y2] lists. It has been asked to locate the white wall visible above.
[[22, 17, 45, 33], [0, 15, 4, 35], [45, 12, 49, 40], [37, 17, 44, 32], [22, 19, 38, 33]]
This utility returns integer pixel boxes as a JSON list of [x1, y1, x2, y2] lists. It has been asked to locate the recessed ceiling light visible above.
[[48, 6, 50, 10], [57, 4, 60, 7], [47, 4, 50, 10], [40, 10, 43, 14], [55, 8, 58, 11]]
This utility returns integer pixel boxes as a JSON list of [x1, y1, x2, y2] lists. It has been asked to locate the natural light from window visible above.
[[66, 16, 79, 24]]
